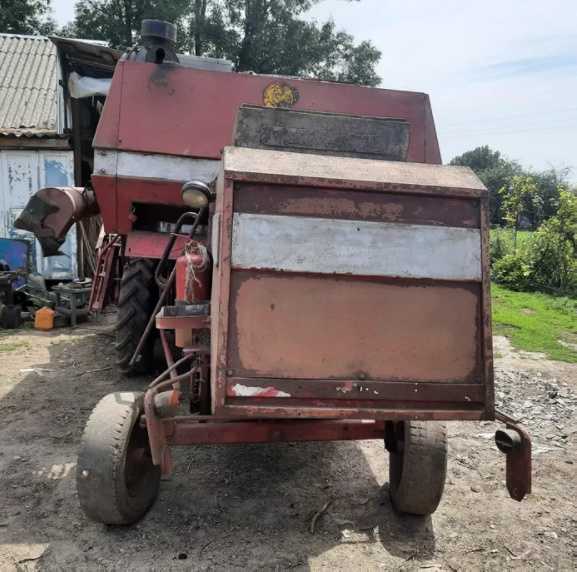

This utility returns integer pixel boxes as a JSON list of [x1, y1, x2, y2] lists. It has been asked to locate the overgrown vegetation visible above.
[[451, 146, 571, 230], [452, 145, 576, 296], [492, 284, 577, 363], [490, 190, 577, 294]]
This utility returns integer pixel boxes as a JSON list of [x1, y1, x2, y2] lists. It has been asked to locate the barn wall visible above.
[[0, 148, 77, 279]]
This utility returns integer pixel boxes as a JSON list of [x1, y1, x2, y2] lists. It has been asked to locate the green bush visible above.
[[490, 190, 577, 296], [490, 230, 510, 262], [529, 221, 577, 294], [492, 254, 532, 290]]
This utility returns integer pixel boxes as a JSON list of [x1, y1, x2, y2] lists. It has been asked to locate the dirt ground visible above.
[[0, 320, 576, 571]]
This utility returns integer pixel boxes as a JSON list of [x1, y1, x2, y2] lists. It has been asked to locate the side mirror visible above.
[[181, 181, 214, 208]]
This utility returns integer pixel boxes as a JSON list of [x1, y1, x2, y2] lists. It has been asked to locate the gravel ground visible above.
[[0, 323, 575, 571]]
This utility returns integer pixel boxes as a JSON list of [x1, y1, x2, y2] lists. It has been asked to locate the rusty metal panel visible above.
[[228, 271, 481, 383], [210, 151, 491, 420], [234, 106, 410, 161], [226, 378, 485, 402], [94, 61, 441, 164], [235, 183, 481, 228], [223, 147, 485, 197]]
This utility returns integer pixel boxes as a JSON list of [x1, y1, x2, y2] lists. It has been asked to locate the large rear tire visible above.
[[76, 392, 160, 525], [387, 421, 447, 516], [115, 258, 158, 375]]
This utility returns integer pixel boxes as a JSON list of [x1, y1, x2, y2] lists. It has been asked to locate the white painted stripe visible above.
[[232, 213, 482, 281], [94, 150, 220, 183]]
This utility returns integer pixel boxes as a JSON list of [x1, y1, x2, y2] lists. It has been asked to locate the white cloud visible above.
[[308, 0, 577, 178]]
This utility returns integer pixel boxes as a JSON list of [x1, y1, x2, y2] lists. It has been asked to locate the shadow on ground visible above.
[[0, 326, 436, 570]]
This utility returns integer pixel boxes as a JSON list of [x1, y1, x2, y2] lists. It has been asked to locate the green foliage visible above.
[[492, 284, 577, 363], [490, 228, 532, 262], [450, 146, 570, 230], [498, 174, 538, 251], [450, 146, 522, 225], [71, 0, 190, 49], [529, 190, 577, 294], [492, 254, 532, 291], [67, 0, 381, 85], [490, 191, 577, 295], [0, 0, 56, 34]]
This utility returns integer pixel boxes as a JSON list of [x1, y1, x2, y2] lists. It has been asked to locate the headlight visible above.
[[181, 181, 212, 208]]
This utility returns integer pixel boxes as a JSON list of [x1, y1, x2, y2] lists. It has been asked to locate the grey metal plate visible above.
[[233, 106, 410, 161]]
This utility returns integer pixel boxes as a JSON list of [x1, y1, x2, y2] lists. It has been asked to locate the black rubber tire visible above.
[[115, 259, 158, 375], [76, 392, 160, 525], [388, 421, 448, 516]]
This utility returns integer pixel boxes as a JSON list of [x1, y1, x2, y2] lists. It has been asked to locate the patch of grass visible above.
[[0, 340, 31, 353], [492, 283, 577, 362]]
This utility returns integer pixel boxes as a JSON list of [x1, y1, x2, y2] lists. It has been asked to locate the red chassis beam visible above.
[[165, 419, 386, 445]]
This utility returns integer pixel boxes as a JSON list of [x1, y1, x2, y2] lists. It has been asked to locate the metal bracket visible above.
[[495, 410, 532, 501]]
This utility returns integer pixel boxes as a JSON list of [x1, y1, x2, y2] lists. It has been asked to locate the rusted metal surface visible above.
[[94, 60, 441, 164], [226, 378, 485, 403], [90, 174, 184, 234], [219, 404, 485, 421], [495, 411, 532, 501], [480, 196, 495, 418], [169, 419, 386, 445], [235, 183, 481, 228], [210, 149, 491, 420], [14, 186, 98, 255], [155, 312, 210, 331], [228, 272, 481, 383], [234, 106, 410, 161], [222, 147, 485, 198], [88, 234, 122, 312], [125, 231, 189, 260]]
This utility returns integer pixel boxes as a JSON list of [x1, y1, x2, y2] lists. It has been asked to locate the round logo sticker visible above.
[[263, 82, 299, 108]]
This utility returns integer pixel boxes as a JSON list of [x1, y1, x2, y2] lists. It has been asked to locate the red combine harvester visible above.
[[17, 20, 531, 525]]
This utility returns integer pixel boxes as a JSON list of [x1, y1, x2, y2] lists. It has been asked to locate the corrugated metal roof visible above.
[[0, 34, 59, 137]]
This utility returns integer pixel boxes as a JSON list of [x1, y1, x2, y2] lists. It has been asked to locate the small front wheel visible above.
[[387, 421, 447, 516], [77, 392, 160, 525]]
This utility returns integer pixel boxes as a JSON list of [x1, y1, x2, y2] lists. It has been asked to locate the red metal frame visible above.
[[168, 419, 386, 445], [96, 61, 441, 163], [88, 234, 122, 312], [92, 60, 442, 234]]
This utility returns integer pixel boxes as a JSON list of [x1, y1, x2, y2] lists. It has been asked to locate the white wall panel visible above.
[[232, 213, 482, 281], [0, 149, 76, 279]]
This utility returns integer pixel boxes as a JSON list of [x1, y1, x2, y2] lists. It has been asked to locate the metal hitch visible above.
[[495, 411, 532, 501]]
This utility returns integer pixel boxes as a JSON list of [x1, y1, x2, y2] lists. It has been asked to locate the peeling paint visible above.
[[336, 381, 354, 394], [231, 383, 291, 398]]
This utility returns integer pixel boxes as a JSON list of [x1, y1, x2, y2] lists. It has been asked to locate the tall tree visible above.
[[450, 146, 571, 228], [69, 0, 381, 86], [0, 0, 56, 35], [188, 0, 380, 85], [450, 146, 522, 225], [70, 0, 190, 49]]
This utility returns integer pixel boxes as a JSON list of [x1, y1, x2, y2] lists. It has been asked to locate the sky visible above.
[[51, 0, 577, 179]]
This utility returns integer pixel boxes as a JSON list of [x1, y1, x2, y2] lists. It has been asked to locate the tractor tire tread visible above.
[[76, 392, 160, 525], [388, 421, 447, 516], [115, 259, 157, 375]]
